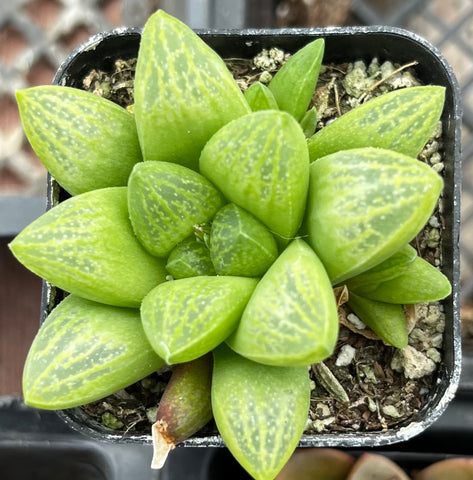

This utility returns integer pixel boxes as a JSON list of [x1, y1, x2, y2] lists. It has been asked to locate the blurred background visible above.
[[0, 0, 472, 397]]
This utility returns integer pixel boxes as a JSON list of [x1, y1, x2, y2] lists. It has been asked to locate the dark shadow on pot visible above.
[[0, 440, 114, 480]]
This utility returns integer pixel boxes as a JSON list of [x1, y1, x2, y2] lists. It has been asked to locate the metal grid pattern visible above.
[[1, 0, 472, 295], [0, 0, 122, 196]]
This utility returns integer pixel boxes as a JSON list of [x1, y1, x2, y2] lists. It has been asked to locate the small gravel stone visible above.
[[335, 344, 356, 367], [382, 405, 402, 418], [347, 313, 366, 330], [401, 346, 437, 379]]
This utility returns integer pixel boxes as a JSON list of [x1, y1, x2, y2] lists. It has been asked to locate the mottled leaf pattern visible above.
[[9, 187, 167, 307], [200, 110, 309, 239], [307, 148, 443, 284], [166, 239, 215, 279], [210, 203, 278, 277], [212, 345, 310, 480], [308, 86, 445, 161], [23, 295, 164, 409], [16, 86, 142, 195], [134, 10, 250, 170], [227, 239, 338, 366], [128, 161, 225, 257], [141, 276, 258, 364]]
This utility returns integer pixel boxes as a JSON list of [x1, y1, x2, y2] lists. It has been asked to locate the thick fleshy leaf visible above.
[[209, 203, 278, 277], [134, 10, 250, 170], [300, 106, 318, 138], [414, 458, 473, 480], [349, 255, 451, 304], [128, 161, 225, 257], [347, 453, 410, 480], [9, 187, 167, 307], [275, 449, 355, 480], [244, 82, 279, 111], [308, 86, 445, 161], [347, 292, 408, 349], [200, 110, 309, 240], [141, 276, 258, 364], [227, 239, 338, 366], [307, 148, 443, 284], [16, 86, 141, 195], [268, 38, 324, 121], [212, 345, 310, 480], [151, 354, 213, 469], [166, 239, 215, 279], [23, 295, 164, 410], [345, 244, 417, 291]]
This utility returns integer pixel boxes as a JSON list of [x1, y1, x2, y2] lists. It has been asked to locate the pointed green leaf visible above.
[[128, 161, 225, 257], [308, 86, 445, 161], [307, 148, 443, 284], [268, 38, 324, 121], [23, 295, 164, 410], [212, 345, 310, 480], [166, 239, 215, 279], [244, 82, 279, 111], [347, 292, 408, 349], [16, 86, 142, 195], [345, 244, 417, 291], [209, 203, 278, 277], [9, 187, 167, 307], [141, 276, 258, 364], [200, 110, 309, 240], [134, 10, 250, 170], [349, 255, 451, 304], [227, 239, 338, 366], [300, 106, 318, 138]]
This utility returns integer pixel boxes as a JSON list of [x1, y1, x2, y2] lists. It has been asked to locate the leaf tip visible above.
[[151, 420, 175, 469]]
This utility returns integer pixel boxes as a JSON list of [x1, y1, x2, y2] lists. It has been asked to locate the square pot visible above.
[[42, 26, 462, 448]]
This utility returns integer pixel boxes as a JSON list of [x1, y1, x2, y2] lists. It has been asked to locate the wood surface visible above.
[[0, 237, 41, 396]]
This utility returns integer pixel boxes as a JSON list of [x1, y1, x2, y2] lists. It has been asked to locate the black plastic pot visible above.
[[42, 26, 462, 449], [0, 440, 113, 480]]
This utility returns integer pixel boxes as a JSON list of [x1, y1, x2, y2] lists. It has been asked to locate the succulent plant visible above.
[[414, 457, 473, 480], [277, 449, 473, 480], [347, 453, 411, 480], [10, 9, 452, 480]]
